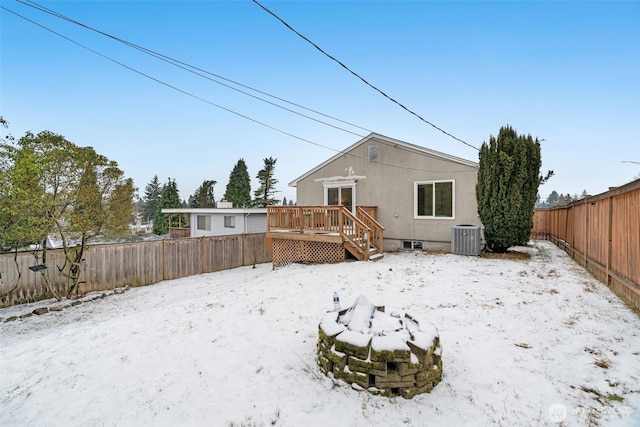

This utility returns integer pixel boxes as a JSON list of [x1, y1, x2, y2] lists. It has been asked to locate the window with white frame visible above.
[[224, 215, 235, 228], [196, 215, 211, 231], [414, 180, 454, 219]]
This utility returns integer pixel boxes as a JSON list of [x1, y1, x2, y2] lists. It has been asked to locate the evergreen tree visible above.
[[143, 175, 161, 222], [153, 178, 181, 235], [545, 190, 560, 207], [558, 193, 573, 206], [282, 196, 287, 206], [476, 125, 550, 252], [190, 180, 217, 208], [107, 178, 136, 235], [223, 159, 251, 208], [253, 157, 280, 207]]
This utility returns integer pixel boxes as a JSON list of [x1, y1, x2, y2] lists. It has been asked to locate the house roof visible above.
[[161, 208, 267, 215], [288, 133, 479, 187]]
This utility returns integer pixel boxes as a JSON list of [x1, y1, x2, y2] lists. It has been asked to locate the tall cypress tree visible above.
[[476, 125, 546, 252], [153, 178, 182, 235], [223, 159, 251, 208]]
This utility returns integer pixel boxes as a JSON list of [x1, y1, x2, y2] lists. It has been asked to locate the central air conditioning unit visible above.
[[451, 225, 481, 256]]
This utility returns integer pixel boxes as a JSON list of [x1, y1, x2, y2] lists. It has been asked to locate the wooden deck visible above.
[[266, 206, 384, 267]]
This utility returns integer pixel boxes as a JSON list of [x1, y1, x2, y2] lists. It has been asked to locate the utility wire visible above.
[[3, 5, 476, 174], [253, 0, 479, 151], [18, 0, 371, 138], [0, 6, 342, 154]]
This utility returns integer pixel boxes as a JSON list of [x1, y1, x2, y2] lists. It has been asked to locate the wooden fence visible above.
[[532, 179, 640, 313], [0, 233, 272, 308]]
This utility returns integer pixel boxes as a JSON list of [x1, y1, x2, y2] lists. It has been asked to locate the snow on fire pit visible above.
[[317, 295, 442, 399]]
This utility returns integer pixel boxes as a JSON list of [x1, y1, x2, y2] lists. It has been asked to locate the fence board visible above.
[[0, 233, 271, 308], [532, 179, 640, 313], [611, 190, 640, 283]]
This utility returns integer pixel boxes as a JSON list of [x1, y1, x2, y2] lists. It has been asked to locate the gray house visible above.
[[289, 133, 481, 252], [162, 208, 267, 238]]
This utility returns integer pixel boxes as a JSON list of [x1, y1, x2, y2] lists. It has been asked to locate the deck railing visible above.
[[169, 227, 191, 239], [267, 206, 384, 260], [356, 207, 384, 254]]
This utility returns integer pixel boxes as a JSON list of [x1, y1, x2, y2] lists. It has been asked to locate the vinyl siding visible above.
[[190, 213, 267, 237]]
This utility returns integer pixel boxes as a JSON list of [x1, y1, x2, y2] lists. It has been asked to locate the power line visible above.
[[17, 0, 371, 138], [0, 6, 342, 154], [252, 0, 479, 152], [2, 4, 475, 174]]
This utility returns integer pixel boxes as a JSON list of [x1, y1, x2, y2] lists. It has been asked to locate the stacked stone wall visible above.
[[317, 310, 442, 399]]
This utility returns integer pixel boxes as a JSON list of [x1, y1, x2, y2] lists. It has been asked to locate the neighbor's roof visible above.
[[288, 133, 479, 187], [161, 208, 267, 214]]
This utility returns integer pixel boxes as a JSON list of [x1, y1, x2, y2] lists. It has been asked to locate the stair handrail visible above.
[[340, 207, 372, 260], [356, 207, 384, 255]]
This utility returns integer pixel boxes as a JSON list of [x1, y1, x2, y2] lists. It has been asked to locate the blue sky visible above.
[[1, 0, 639, 204]]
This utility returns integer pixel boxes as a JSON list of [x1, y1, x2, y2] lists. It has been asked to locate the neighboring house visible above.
[[129, 220, 153, 235], [289, 133, 481, 251], [29, 235, 67, 250], [161, 208, 267, 238]]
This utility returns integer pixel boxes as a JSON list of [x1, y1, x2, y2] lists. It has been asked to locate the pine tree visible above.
[[143, 175, 161, 222], [223, 159, 252, 208], [153, 178, 182, 235], [476, 125, 546, 252], [253, 157, 280, 207], [558, 193, 573, 206], [190, 180, 217, 208], [282, 196, 288, 206], [545, 190, 560, 207]]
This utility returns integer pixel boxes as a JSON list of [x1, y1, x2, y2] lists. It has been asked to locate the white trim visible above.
[[413, 180, 456, 220]]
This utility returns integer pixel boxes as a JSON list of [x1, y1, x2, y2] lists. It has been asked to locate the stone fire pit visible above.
[[317, 296, 443, 399]]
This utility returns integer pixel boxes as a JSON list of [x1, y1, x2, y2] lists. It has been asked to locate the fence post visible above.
[[607, 195, 613, 286], [242, 233, 246, 267], [585, 200, 590, 270], [162, 239, 167, 280], [201, 236, 205, 274]]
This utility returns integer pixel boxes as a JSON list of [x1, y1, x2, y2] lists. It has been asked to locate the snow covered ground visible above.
[[1, 240, 639, 427]]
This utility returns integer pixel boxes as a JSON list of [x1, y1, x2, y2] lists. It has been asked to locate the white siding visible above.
[[189, 213, 267, 237], [246, 214, 267, 233], [212, 214, 244, 236]]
